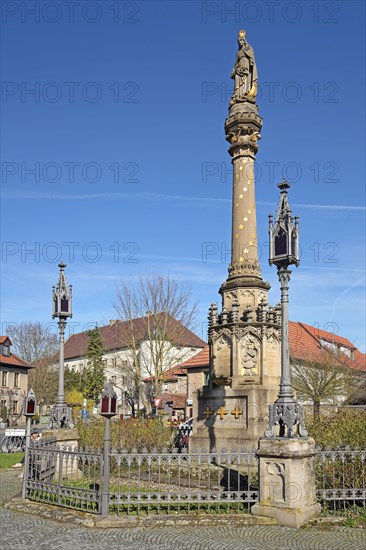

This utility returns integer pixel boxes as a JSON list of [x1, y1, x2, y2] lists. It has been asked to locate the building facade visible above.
[[0, 336, 33, 425], [61, 314, 206, 415]]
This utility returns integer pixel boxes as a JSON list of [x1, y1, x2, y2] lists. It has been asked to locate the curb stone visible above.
[[5, 498, 277, 529]]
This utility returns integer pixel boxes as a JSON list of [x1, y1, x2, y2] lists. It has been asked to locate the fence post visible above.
[[101, 416, 111, 516], [21, 415, 31, 499], [58, 449, 63, 505]]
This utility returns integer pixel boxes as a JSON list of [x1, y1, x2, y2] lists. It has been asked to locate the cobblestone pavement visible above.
[[1, 471, 365, 550], [0, 469, 23, 504]]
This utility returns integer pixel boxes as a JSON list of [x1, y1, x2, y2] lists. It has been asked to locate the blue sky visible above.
[[1, 1, 365, 351]]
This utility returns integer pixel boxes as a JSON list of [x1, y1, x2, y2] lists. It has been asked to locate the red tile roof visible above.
[[179, 345, 210, 369], [143, 364, 186, 383], [64, 314, 206, 360], [0, 336, 33, 369], [289, 322, 366, 371], [157, 392, 186, 410]]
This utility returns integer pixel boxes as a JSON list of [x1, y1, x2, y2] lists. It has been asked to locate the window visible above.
[[204, 372, 210, 386], [320, 339, 338, 354], [1, 371, 7, 387], [14, 373, 20, 387], [13, 401, 18, 414], [2, 344, 10, 357], [339, 345, 352, 359]]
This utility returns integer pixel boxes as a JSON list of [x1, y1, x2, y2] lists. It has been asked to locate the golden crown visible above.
[[238, 30, 246, 39]]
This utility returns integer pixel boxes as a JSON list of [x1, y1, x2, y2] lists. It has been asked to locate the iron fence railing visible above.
[[25, 440, 103, 514], [23, 441, 366, 516], [315, 447, 366, 510], [109, 448, 259, 515]]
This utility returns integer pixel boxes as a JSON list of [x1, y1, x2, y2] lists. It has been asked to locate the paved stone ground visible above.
[[1, 469, 365, 550]]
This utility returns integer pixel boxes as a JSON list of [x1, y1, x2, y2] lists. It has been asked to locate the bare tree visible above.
[[6, 322, 58, 367], [291, 350, 357, 419], [114, 275, 199, 411], [28, 361, 58, 419], [0, 388, 26, 427], [6, 322, 59, 420]]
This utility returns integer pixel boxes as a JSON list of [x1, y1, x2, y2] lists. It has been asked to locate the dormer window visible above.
[[2, 344, 10, 357]]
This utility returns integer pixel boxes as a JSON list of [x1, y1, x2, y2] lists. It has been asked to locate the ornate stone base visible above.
[[190, 385, 276, 452], [251, 437, 321, 528], [49, 403, 73, 429]]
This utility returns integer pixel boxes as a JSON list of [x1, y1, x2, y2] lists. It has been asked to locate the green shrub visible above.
[[306, 408, 366, 448], [307, 409, 366, 511], [76, 417, 172, 452]]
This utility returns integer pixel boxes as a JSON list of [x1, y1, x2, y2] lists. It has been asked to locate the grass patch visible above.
[[323, 504, 366, 528], [0, 452, 24, 469]]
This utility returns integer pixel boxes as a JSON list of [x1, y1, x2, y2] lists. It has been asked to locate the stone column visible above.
[[225, 108, 263, 286], [57, 319, 66, 405], [231, 155, 259, 271], [252, 437, 321, 528]]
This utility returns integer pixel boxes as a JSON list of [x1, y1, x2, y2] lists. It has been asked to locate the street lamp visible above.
[[22, 388, 36, 499], [265, 179, 307, 438], [100, 381, 117, 516], [50, 262, 73, 429], [100, 381, 117, 418]]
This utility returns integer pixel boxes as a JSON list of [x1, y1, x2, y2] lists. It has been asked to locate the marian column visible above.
[[221, 29, 269, 312], [191, 31, 281, 452]]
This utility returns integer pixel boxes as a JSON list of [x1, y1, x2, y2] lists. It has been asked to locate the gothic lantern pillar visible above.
[[265, 179, 307, 438], [100, 381, 117, 516], [50, 262, 73, 429]]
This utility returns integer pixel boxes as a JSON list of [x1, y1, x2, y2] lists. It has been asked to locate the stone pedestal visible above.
[[251, 437, 321, 528], [41, 428, 80, 478], [191, 384, 277, 452]]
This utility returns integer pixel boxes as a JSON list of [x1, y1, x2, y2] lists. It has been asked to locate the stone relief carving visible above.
[[266, 462, 285, 503], [225, 290, 238, 304], [265, 326, 280, 341], [239, 334, 260, 376], [236, 326, 261, 340], [267, 336, 277, 351], [228, 258, 261, 278], [239, 289, 255, 304], [216, 334, 231, 351], [211, 328, 232, 344]]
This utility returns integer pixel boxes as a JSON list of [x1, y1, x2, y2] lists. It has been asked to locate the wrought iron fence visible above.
[[109, 448, 259, 515], [315, 447, 366, 510], [23, 441, 366, 516], [24, 439, 103, 514]]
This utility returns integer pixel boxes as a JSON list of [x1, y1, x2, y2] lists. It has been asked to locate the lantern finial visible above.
[[268, 181, 299, 268], [100, 380, 117, 418], [52, 261, 72, 319]]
